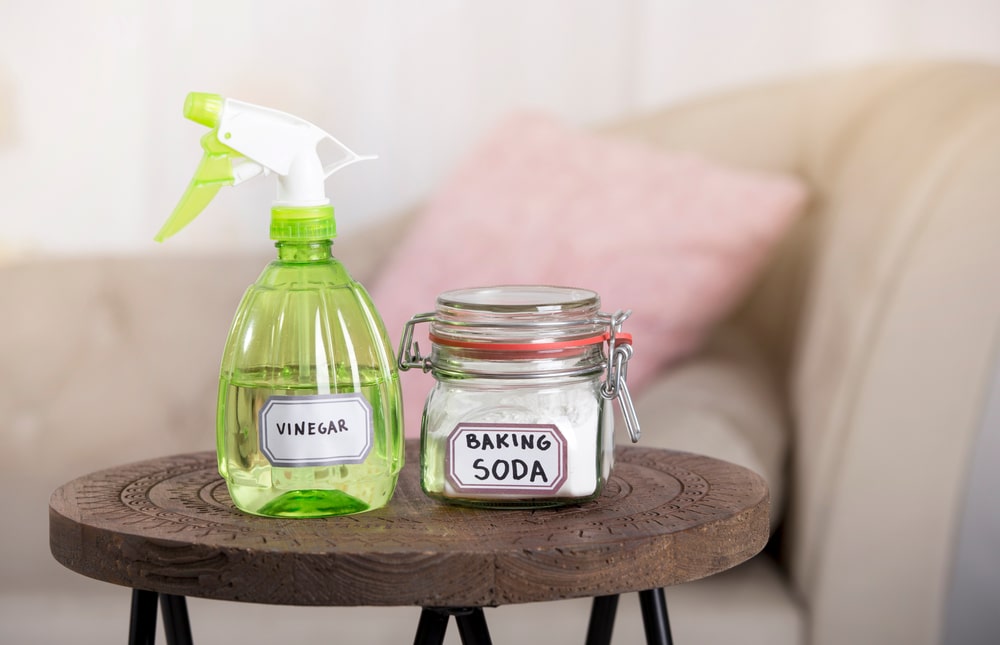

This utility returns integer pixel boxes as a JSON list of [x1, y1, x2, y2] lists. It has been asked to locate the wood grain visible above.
[[49, 441, 768, 607]]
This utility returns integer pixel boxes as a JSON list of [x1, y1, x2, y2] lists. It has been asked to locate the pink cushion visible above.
[[370, 113, 807, 438]]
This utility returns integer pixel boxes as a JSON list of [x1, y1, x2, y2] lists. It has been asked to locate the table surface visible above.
[[49, 441, 769, 608]]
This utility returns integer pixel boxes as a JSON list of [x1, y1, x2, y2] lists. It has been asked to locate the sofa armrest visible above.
[[631, 323, 788, 532]]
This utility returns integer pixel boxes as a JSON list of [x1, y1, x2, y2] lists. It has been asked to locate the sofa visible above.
[[3, 60, 998, 644]]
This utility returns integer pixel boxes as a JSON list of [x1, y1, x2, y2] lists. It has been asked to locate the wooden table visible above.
[[50, 441, 769, 644]]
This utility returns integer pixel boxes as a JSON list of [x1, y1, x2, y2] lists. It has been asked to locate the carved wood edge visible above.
[[49, 442, 769, 606]]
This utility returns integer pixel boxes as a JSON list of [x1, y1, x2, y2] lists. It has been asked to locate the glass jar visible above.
[[399, 285, 640, 508]]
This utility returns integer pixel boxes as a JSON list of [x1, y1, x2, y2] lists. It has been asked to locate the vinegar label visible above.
[[259, 394, 373, 467], [446, 423, 568, 495]]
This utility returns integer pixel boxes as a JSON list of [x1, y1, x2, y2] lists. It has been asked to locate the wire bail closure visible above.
[[599, 310, 641, 443], [397, 309, 641, 443], [398, 312, 435, 373]]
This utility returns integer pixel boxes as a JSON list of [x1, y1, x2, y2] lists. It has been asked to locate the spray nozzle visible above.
[[184, 92, 224, 128], [155, 92, 375, 243]]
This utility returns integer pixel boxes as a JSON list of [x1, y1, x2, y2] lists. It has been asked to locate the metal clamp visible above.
[[398, 312, 435, 372], [600, 310, 641, 443]]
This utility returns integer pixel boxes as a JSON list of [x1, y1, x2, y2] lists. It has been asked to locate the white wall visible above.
[[1, 0, 998, 257]]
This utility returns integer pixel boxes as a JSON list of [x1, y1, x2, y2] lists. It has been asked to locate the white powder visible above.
[[423, 379, 614, 500]]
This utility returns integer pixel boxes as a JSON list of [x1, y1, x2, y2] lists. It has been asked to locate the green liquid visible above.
[[218, 367, 402, 517]]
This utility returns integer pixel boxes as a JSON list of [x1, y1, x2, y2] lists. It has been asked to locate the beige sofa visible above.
[[3, 61, 998, 644]]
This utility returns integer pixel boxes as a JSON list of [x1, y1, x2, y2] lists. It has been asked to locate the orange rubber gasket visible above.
[[428, 331, 632, 352]]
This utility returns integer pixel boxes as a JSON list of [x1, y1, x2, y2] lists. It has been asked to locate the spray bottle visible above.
[[156, 92, 403, 517]]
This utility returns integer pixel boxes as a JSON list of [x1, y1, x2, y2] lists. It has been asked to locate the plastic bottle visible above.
[[156, 92, 403, 517]]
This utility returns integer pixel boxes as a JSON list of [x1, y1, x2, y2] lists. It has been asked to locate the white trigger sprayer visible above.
[[155, 92, 375, 242]]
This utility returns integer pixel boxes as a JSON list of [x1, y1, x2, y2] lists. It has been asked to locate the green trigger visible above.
[[154, 131, 236, 242]]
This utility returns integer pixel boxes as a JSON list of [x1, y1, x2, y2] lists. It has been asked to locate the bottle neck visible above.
[[275, 239, 333, 263]]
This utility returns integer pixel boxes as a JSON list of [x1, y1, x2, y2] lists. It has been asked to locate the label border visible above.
[[445, 422, 568, 495], [258, 393, 373, 468]]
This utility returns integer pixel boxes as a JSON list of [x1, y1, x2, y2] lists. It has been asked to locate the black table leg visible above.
[[128, 589, 159, 645], [638, 588, 673, 645], [414, 608, 450, 645], [413, 607, 493, 645], [454, 608, 493, 645], [585, 594, 620, 645], [160, 594, 193, 645]]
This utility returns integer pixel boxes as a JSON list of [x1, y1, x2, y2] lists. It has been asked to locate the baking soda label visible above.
[[446, 422, 568, 494], [258, 394, 373, 467]]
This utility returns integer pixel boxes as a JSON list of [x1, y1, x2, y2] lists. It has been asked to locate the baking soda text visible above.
[[463, 432, 552, 451], [446, 423, 568, 494]]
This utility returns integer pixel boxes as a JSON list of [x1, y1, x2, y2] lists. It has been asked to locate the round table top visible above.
[[50, 441, 768, 607]]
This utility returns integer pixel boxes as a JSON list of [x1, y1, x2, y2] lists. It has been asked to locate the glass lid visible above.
[[431, 285, 605, 345]]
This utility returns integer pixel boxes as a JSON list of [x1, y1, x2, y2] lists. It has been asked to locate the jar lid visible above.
[[430, 285, 607, 349]]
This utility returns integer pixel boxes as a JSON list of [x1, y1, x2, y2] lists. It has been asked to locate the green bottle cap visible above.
[[270, 205, 337, 241]]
